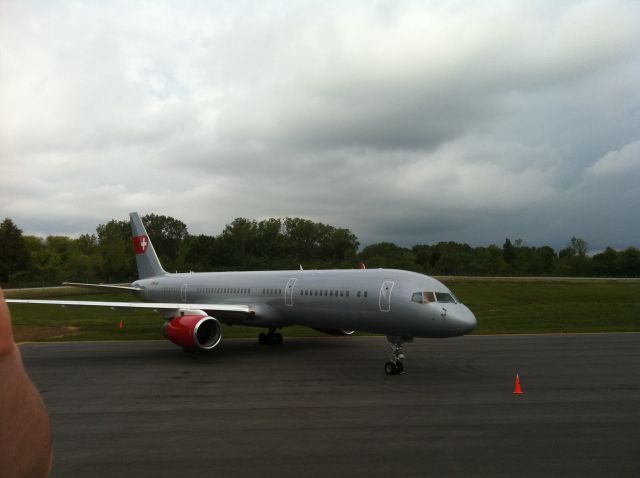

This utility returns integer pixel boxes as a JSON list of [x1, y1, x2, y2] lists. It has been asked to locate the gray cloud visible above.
[[1, 0, 639, 252]]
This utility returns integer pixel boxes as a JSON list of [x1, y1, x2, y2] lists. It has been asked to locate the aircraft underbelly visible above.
[[279, 305, 399, 334]]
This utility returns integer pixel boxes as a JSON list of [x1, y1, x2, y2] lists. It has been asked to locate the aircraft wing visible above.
[[62, 282, 142, 292], [6, 299, 252, 315]]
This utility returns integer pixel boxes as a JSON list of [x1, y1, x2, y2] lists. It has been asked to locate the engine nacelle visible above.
[[162, 314, 222, 352], [312, 328, 355, 336]]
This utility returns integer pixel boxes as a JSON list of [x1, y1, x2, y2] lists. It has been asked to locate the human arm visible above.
[[0, 289, 53, 477]]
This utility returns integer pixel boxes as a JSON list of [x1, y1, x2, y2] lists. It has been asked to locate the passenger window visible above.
[[357, 291, 361, 298], [364, 291, 368, 298]]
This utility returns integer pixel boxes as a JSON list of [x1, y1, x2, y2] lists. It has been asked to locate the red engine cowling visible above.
[[162, 314, 222, 352]]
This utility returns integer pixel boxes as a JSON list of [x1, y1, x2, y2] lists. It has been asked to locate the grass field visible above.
[[447, 279, 640, 334], [5, 278, 640, 342]]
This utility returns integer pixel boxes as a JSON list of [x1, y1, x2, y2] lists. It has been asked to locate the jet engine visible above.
[[312, 328, 355, 336], [162, 313, 222, 352]]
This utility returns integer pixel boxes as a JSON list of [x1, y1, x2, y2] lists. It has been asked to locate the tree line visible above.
[[1, 215, 638, 287]]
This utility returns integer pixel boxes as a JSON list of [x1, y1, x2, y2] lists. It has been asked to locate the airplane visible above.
[[7, 212, 477, 375]]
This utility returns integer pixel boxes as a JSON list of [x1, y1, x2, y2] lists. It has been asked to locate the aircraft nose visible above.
[[463, 306, 478, 333], [451, 304, 477, 334]]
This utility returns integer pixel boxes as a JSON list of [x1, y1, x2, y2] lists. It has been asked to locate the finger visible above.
[[0, 288, 15, 352]]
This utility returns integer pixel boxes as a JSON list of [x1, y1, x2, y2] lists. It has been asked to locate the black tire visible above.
[[258, 332, 267, 345], [396, 361, 404, 373], [273, 333, 283, 344], [384, 362, 397, 375]]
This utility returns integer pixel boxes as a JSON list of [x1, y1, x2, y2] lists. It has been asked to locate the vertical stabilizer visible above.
[[129, 212, 167, 279]]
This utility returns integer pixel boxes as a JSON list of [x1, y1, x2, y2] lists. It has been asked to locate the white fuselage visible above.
[[133, 268, 477, 338]]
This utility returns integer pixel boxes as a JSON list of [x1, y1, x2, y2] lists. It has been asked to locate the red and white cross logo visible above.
[[133, 235, 149, 254]]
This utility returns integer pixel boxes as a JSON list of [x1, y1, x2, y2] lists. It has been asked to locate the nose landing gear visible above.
[[384, 335, 413, 375]]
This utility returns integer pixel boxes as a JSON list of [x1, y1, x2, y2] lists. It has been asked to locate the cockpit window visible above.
[[411, 291, 436, 304], [435, 292, 457, 303]]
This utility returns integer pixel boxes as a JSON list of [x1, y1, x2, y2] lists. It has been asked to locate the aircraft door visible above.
[[379, 280, 394, 312], [180, 284, 188, 302], [285, 278, 297, 306]]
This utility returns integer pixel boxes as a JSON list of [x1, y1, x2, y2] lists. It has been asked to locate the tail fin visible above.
[[129, 212, 167, 279]]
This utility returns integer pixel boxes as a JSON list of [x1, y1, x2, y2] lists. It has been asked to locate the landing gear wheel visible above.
[[385, 335, 413, 375], [258, 330, 283, 345]]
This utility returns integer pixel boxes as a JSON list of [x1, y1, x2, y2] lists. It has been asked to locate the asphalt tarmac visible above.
[[20, 333, 640, 478]]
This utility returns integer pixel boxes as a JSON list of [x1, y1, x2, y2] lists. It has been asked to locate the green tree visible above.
[[217, 218, 259, 268], [557, 237, 589, 276], [360, 242, 415, 270], [282, 218, 319, 262], [256, 218, 285, 264], [591, 247, 619, 276], [321, 227, 359, 265], [0, 218, 31, 285], [177, 234, 220, 272], [140, 214, 188, 269], [474, 245, 510, 276], [96, 219, 135, 282], [619, 247, 640, 277], [569, 237, 589, 258], [530, 246, 557, 275], [502, 238, 516, 264]]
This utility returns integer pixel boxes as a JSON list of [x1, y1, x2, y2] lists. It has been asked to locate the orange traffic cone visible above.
[[513, 373, 523, 395], [119, 319, 124, 330]]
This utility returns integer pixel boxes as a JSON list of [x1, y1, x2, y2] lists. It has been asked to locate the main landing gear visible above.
[[258, 328, 283, 345], [384, 335, 413, 375]]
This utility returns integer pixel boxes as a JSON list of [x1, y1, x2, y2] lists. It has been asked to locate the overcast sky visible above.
[[1, 0, 639, 251]]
